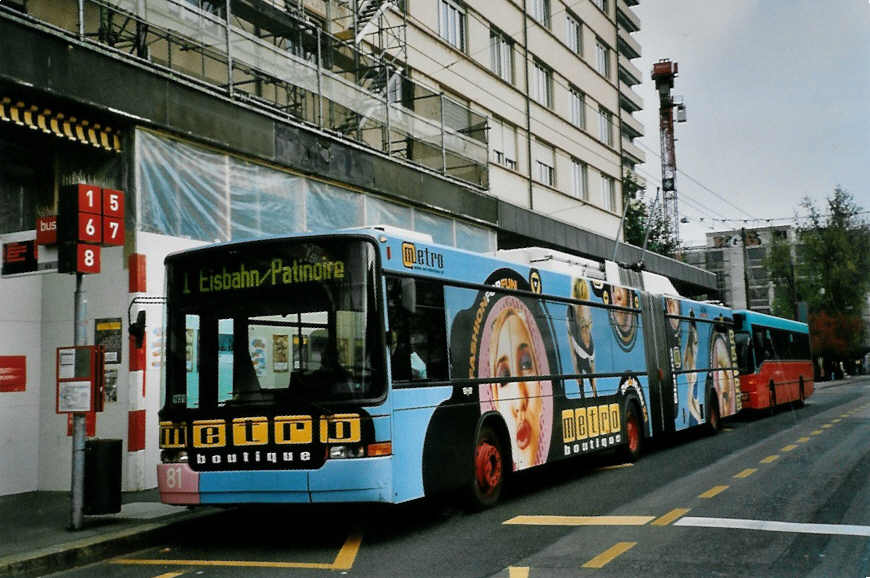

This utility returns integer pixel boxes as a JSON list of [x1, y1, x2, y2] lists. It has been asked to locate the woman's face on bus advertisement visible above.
[[611, 287, 633, 334], [571, 304, 593, 351], [666, 298, 680, 334], [490, 310, 543, 469], [684, 323, 699, 387], [712, 334, 736, 413]]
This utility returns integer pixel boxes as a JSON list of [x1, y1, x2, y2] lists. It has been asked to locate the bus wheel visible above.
[[768, 381, 777, 414], [621, 403, 643, 462], [706, 393, 721, 434], [795, 378, 806, 408], [467, 424, 504, 510]]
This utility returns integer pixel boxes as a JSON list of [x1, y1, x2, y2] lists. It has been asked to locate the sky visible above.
[[632, 0, 870, 246]]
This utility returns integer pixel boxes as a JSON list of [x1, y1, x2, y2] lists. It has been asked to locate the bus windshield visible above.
[[163, 237, 383, 408], [733, 331, 755, 374]]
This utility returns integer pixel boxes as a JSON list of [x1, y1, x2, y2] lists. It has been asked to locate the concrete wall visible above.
[[0, 232, 43, 495]]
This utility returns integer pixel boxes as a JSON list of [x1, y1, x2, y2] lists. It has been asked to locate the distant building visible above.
[[682, 225, 795, 313]]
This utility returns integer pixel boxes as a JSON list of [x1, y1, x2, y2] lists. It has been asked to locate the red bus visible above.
[[733, 310, 814, 410]]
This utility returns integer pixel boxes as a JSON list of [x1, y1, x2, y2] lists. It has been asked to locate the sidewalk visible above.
[[0, 376, 865, 576], [0, 488, 218, 576]]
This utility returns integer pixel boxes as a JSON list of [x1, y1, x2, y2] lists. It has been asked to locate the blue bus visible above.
[[157, 228, 740, 508]]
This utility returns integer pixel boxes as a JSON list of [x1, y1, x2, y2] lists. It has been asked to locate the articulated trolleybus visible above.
[[732, 310, 814, 410], [157, 228, 741, 508]]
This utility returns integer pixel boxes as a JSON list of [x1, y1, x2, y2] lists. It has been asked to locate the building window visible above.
[[490, 27, 514, 84], [571, 158, 588, 200], [530, 0, 550, 28], [570, 86, 585, 129], [592, 0, 608, 14], [490, 118, 518, 170], [534, 140, 555, 187], [439, 0, 465, 50], [595, 38, 610, 78], [531, 58, 552, 107], [598, 106, 613, 146], [601, 174, 615, 211], [566, 13, 582, 55]]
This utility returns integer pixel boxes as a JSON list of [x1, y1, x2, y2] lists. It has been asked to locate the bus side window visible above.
[[753, 328, 768, 364], [386, 276, 448, 382], [387, 278, 412, 382]]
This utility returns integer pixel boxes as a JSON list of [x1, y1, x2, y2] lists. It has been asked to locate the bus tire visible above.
[[465, 423, 505, 510], [795, 378, 806, 408], [620, 401, 643, 462], [768, 381, 777, 414], [706, 391, 721, 434]]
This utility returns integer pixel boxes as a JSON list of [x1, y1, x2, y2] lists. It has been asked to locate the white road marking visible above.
[[675, 517, 870, 537]]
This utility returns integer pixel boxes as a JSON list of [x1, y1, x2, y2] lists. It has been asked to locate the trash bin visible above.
[[84, 438, 122, 515]]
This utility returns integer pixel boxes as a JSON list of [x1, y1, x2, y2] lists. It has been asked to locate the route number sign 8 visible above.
[[77, 244, 101, 274]]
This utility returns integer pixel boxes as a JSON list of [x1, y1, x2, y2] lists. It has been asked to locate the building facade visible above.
[[0, 0, 714, 497]]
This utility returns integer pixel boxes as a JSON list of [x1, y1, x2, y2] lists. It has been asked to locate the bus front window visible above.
[[734, 331, 756, 375], [164, 239, 383, 408]]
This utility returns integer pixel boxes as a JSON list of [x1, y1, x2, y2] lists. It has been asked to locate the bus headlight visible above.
[[161, 449, 189, 463], [328, 445, 365, 459]]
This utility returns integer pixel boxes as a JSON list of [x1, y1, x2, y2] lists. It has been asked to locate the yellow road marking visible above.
[[331, 532, 363, 570], [811, 430, 823, 435], [154, 573, 186, 578], [699, 485, 728, 499], [833, 418, 842, 423], [822, 424, 833, 429], [115, 559, 333, 569], [782, 444, 798, 452], [597, 463, 634, 470], [761, 455, 780, 464], [509, 566, 530, 578], [113, 532, 362, 571], [797, 437, 810, 443], [734, 468, 757, 479], [652, 508, 690, 526], [504, 515, 654, 526], [582, 542, 636, 568]]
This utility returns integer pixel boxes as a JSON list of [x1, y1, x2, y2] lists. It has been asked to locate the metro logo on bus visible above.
[[401, 242, 445, 272], [160, 421, 187, 448], [561, 403, 622, 456], [170, 414, 362, 450]]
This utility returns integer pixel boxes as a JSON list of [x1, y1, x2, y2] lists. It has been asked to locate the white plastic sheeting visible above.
[[135, 129, 495, 252]]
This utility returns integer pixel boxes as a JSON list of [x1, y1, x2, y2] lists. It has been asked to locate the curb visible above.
[[0, 508, 218, 576]]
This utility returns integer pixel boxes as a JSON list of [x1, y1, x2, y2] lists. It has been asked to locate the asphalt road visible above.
[[54, 377, 870, 577]]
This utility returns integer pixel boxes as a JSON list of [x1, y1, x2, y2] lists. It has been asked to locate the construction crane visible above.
[[651, 59, 686, 242]]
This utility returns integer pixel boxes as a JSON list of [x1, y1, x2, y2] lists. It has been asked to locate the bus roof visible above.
[[164, 227, 693, 304], [733, 309, 809, 333]]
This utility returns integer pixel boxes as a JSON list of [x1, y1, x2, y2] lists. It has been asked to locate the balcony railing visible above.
[[2, 0, 488, 188], [619, 80, 643, 113]]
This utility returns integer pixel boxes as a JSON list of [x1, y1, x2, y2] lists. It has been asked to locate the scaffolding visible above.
[[3, 0, 487, 187]]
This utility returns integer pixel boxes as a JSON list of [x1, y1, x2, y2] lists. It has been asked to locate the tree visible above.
[[622, 172, 681, 259], [772, 187, 870, 364], [765, 232, 798, 319]]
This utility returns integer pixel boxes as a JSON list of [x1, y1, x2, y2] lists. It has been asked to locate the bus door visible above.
[[640, 294, 676, 435]]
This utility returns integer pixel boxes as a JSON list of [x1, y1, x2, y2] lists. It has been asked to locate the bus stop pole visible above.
[[70, 273, 87, 530]]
